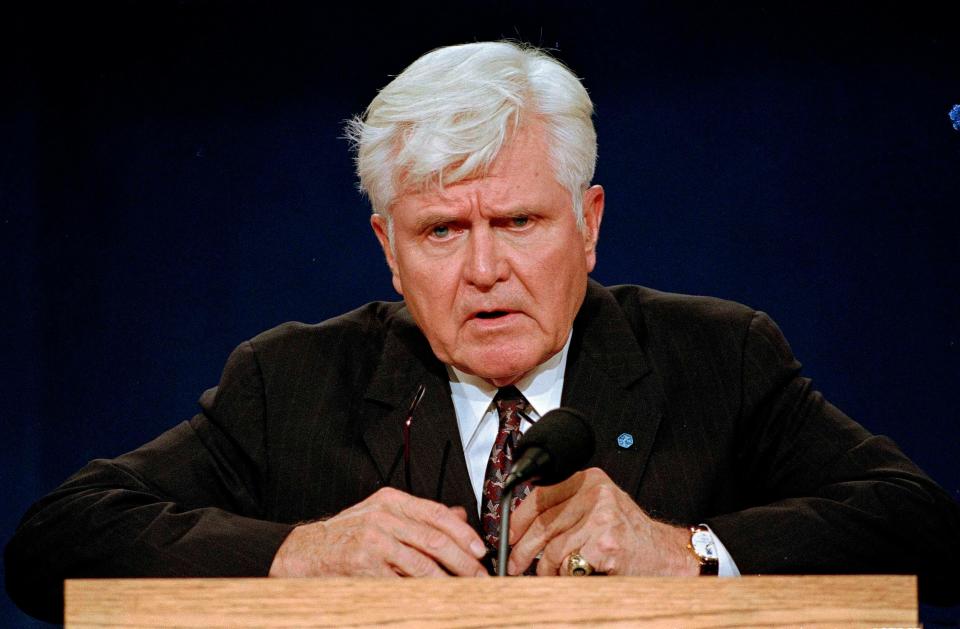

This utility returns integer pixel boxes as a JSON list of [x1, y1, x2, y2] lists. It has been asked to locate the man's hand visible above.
[[507, 468, 699, 576], [269, 488, 489, 577]]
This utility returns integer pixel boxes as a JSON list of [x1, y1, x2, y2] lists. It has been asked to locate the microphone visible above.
[[495, 407, 594, 576], [503, 407, 595, 492]]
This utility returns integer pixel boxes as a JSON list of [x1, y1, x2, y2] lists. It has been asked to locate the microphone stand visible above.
[[496, 484, 515, 577]]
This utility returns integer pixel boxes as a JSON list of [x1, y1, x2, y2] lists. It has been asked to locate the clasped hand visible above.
[[269, 469, 696, 578], [507, 467, 697, 576], [269, 487, 489, 577]]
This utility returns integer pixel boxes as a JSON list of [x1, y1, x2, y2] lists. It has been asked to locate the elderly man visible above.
[[6, 41, 959, 622]]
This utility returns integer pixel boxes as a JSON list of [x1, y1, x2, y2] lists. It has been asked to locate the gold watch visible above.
[[687, 525, 719, 575]]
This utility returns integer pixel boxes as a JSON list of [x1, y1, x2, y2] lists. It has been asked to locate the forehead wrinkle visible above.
[[473, 179, 540, 217], [422, 181, 522, 217]]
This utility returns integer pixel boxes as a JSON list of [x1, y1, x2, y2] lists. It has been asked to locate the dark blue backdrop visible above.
[[3, 2, 958, 626]]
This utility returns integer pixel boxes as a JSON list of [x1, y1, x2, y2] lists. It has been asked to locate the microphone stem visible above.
[[496, 484, 515, 577]]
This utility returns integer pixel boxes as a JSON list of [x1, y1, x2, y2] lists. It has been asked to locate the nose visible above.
[[463, 225, 508, 289]]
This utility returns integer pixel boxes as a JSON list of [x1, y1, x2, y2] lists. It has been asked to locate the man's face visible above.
[[371, 123, 604, 386]]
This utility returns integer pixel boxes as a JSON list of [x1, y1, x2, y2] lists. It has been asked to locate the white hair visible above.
[[345, 41, 597, 235]]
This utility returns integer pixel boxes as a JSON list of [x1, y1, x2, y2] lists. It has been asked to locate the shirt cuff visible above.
[[700, 523, 740, 577]]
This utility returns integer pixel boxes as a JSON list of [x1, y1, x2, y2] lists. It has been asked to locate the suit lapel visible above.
[[563, 281, 665, 498], [360, 307, 480, 530]]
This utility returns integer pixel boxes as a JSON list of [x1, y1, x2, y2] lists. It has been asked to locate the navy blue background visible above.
[[3, 2, 958, 626]]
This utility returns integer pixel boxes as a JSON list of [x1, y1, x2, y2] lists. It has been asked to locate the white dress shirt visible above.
[[446, 331, 740, 577]]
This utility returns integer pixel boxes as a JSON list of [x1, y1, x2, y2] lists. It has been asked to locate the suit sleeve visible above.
[[4, 341, 295, 623], [704, 312, 960, 604]]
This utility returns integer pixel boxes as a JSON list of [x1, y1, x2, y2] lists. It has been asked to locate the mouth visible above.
[[473, 310, 512, 320], [465, 308, 525, 334], [468, 307, 525, 326]]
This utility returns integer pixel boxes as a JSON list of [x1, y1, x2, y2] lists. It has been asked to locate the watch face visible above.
[[691, 530, 717, 560]]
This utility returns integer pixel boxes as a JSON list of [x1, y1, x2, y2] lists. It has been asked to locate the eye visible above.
[[510, 215, 530, 228], [431, 224, 451, 239]]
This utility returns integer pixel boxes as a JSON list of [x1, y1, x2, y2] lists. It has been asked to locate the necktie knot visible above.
[[493, 385, 528, 432]]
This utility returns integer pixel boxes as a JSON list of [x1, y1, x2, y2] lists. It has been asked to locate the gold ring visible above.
[[562, 552, 594, 576]]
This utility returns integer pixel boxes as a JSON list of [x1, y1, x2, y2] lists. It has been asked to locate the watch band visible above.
[[687, 524, 720, 576]]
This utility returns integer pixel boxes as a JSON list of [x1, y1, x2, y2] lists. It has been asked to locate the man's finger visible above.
[[509, 470, 591, 545], [394, 492, 488, 561], [509, 471, 588, 540], [390, 520, 489, 577], [448, 505, 469, 521], [385, 538, 452, 577], [507, 497, 587, 575], [537, 522, 591, 576], [376, 492, 487, 576]]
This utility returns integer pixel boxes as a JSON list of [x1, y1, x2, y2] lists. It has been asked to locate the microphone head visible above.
[[514, 407, 595, 486]]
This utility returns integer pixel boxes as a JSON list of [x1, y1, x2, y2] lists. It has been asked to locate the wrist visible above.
[[657, 523, 701, 576], [268, 527, 298, 577], [269, 523, 320, 577]]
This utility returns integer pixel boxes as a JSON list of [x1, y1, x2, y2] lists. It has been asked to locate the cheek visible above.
[[532, 246, 588, 324], [401, 266, 461, 332], [409, 263, 456, 302]]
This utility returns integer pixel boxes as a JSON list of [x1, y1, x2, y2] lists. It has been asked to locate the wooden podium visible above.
[[65, 575, 917, 627]]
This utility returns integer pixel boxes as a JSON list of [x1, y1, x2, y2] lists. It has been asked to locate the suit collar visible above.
[[562, 279, 664, 496], [569, 279, 652, 386]]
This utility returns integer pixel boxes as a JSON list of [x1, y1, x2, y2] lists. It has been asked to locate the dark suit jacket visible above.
[[6, 281, 959, 621]]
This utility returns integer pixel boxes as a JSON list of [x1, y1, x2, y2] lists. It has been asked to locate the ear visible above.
[[370, 213, 404, 296], [581, 184, 605, 273]]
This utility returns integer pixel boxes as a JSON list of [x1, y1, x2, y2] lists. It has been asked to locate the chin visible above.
[[459, 349, 545, 385], [462, 362, 527, 383]]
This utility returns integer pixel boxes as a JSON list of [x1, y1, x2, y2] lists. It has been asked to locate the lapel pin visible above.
[[617, 433, 634, 449]]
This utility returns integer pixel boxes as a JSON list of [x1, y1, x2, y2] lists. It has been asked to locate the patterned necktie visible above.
[[481, 386, 533, 551]]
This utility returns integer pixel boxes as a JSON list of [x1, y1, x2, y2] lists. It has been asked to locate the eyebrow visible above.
[[410, 205, 533, 234], [412, 213, 458, 234]]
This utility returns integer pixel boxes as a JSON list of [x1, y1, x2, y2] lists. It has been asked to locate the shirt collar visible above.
[[447, 331, 572, 449]]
